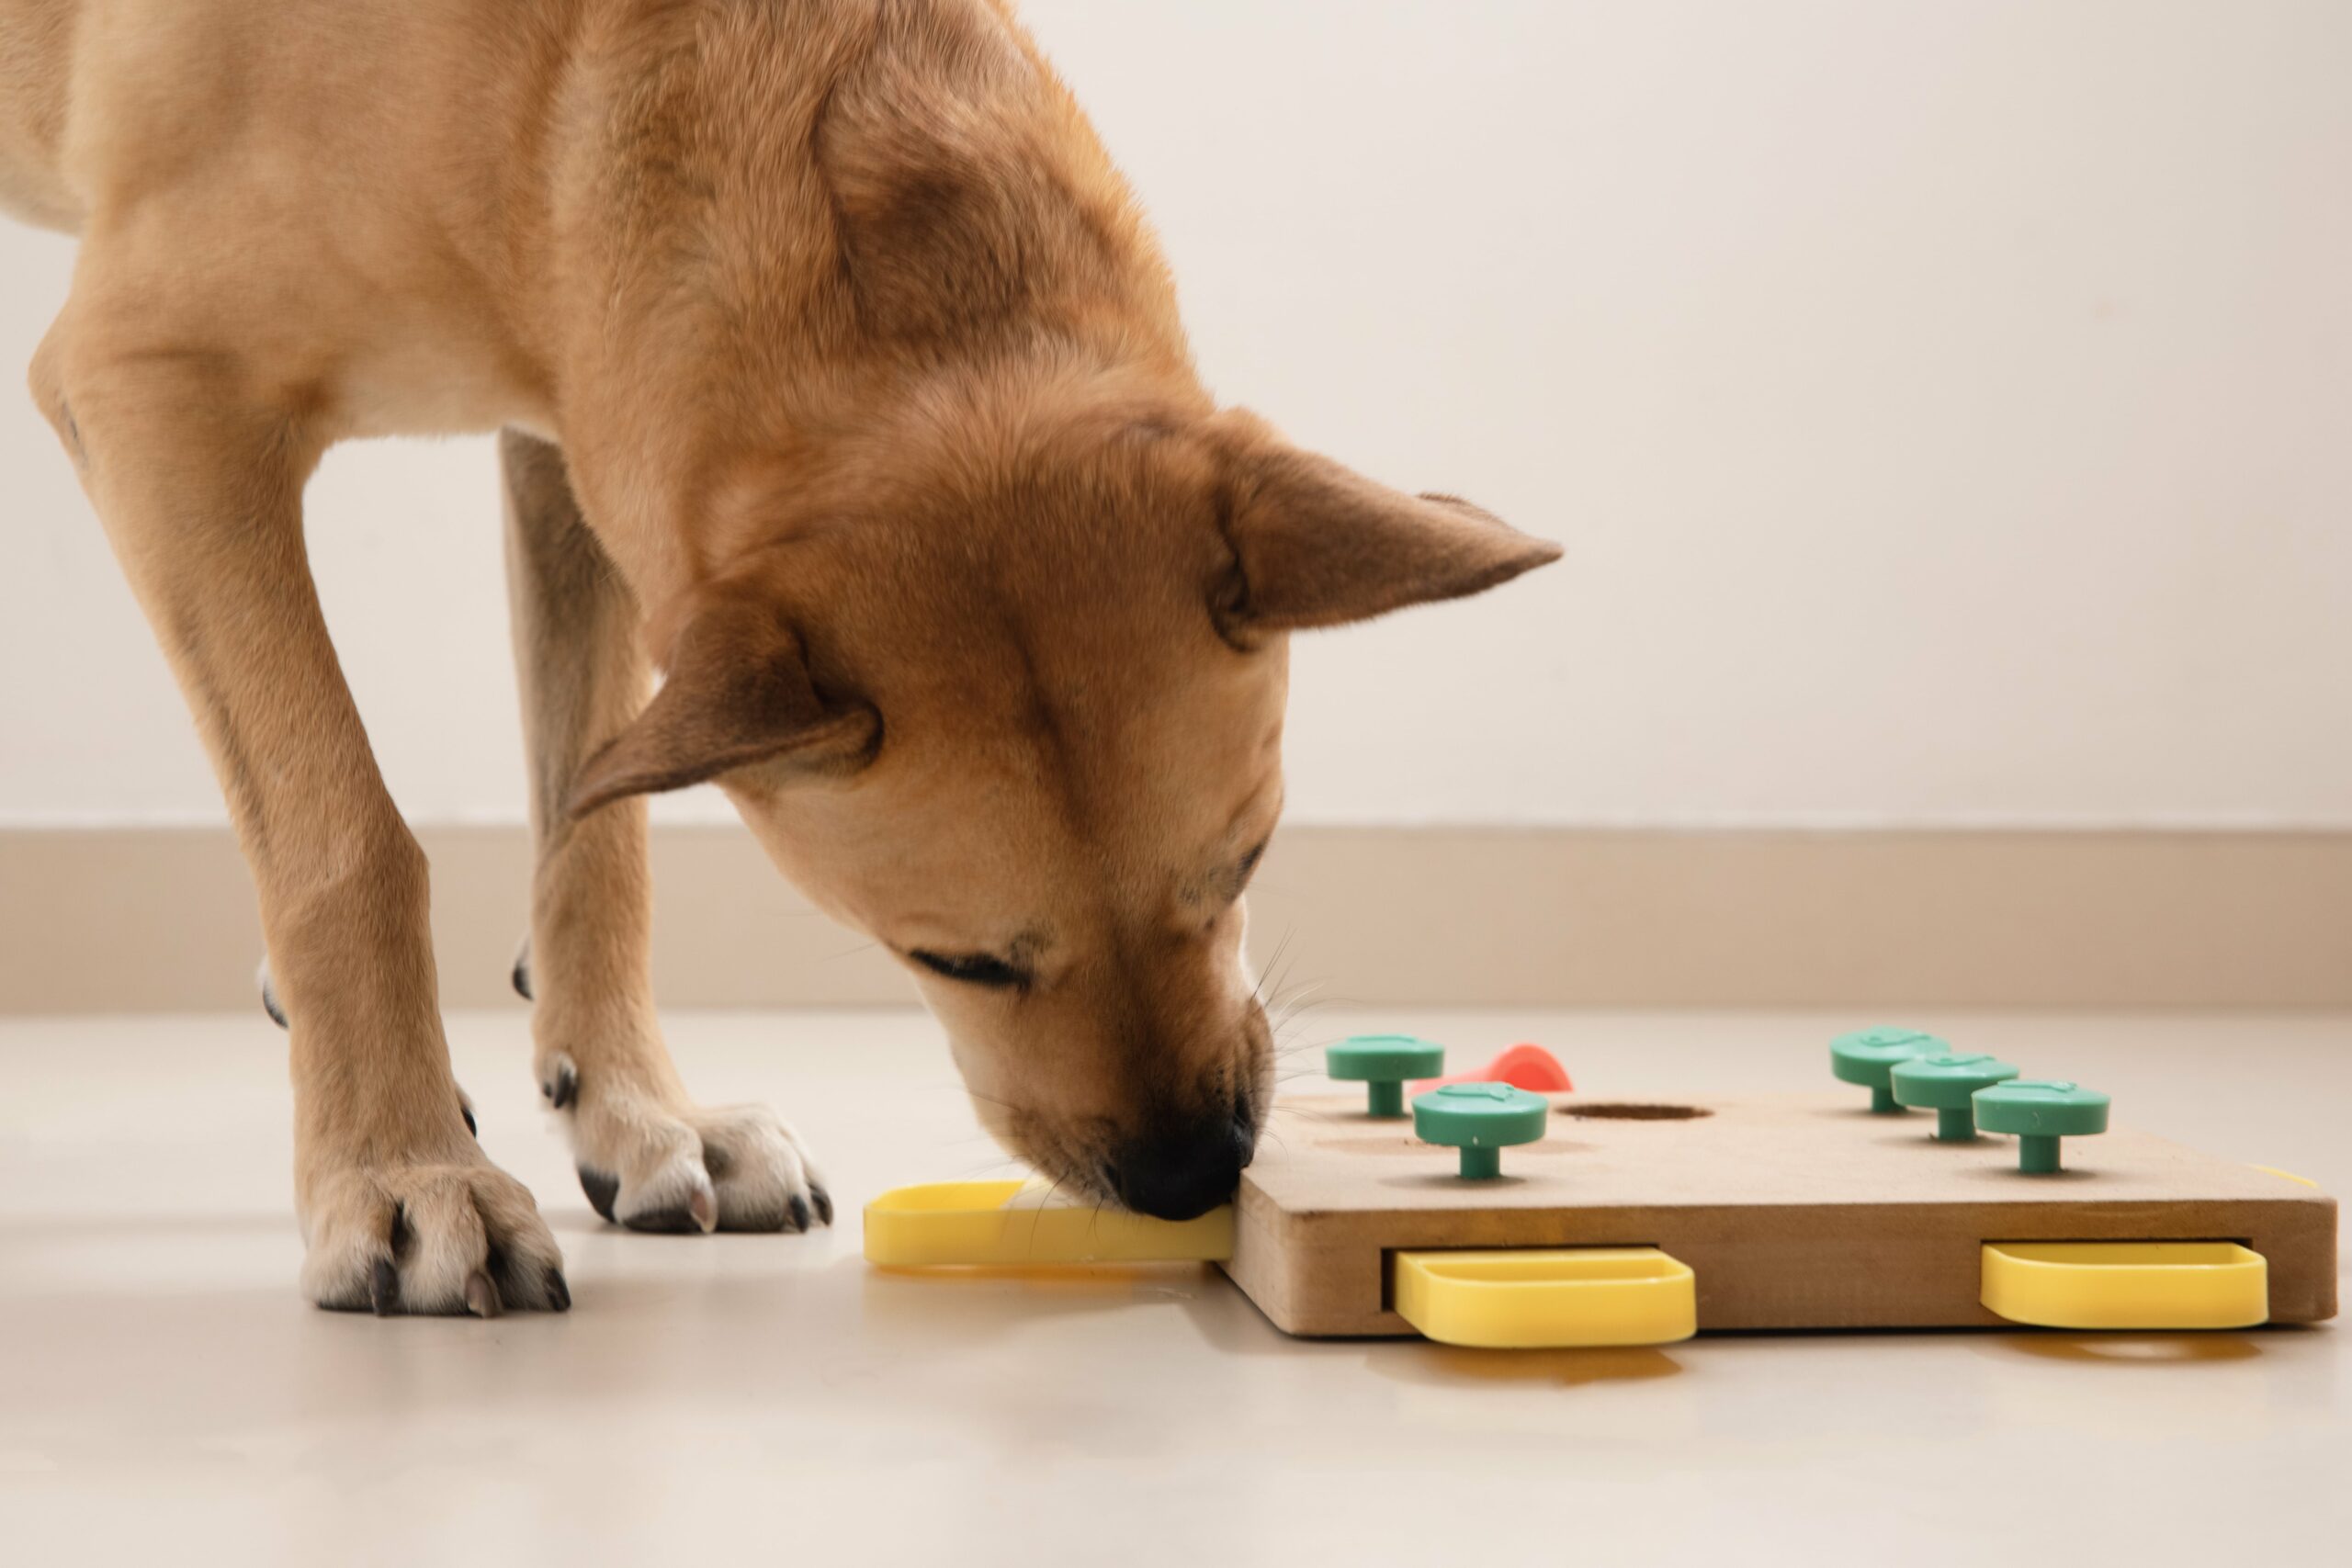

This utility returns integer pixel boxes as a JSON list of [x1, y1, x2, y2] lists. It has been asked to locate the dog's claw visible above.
[[577, 1167, 619, 1223], [464, 1270, 503, 1319], [688, 1185, 719, 1234], [257, 960, 288, 1030], [786, 1194, 811, 1233], [369, 1257, 401, 1316], [543, 1055, 578, 1111], [544, 1269, 571, 1312], [809, 1185, 834, 1226]]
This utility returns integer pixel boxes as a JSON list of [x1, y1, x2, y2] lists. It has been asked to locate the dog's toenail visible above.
[[464, 1270, 503, 1319], [687, 1187, 718, 1234], [623, 1205, 703, 1235], [545, 1269, 571, 1312], [809, 1186, 834, 1226], [511, 954, 534, 1002], [369, 1258, 401, 1316], [787, 1195, 811, 1233], [577, 1168, 619, 1223], [545, 1061, 578, 1111], [460, 1100, 478, 1137]]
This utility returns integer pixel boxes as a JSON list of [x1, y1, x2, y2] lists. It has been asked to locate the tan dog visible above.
[[0, 0, 1558, 1314]]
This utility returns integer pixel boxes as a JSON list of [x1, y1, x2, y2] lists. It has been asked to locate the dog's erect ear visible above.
[[566, 592, 878, 818], [1211, 416, 1562, 636]]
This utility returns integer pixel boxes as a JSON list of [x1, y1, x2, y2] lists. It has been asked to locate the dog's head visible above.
[[569, 377, 1558, 1217]]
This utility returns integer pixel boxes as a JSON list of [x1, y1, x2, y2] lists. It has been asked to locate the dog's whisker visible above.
[[1250, 928, 1297, 1010]]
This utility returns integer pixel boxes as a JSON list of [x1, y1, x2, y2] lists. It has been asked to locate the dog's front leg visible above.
[[500, 432, 831, 1235], [31, 326, 567, 1314]]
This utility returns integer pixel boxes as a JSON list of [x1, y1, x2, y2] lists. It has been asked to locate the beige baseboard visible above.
[[2, 826, 2347, 1013]]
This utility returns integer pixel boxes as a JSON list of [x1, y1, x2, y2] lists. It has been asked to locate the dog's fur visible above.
[[0, 0, 1558, 1314]]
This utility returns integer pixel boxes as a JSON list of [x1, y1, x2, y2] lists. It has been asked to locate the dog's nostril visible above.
[[1109, 1119, 1250, 1222]]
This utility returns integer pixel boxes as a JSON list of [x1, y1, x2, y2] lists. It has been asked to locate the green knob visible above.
[[1890, 1053, 2022, 1141], [1328, 1034, 1446, 1118], [1973, 1080, 2110, 1173], [1829, 1027, 1953, 1113], [1411, 1082, 1550, 1179]]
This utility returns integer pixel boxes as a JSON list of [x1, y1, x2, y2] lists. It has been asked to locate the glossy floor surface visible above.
[[3, 1010, 2346, 1565]]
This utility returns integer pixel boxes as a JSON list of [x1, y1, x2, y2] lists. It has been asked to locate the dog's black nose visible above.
[[1109, 1118, 1253, 1221]]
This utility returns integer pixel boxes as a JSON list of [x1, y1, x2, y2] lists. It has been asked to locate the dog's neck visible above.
[[511, 0, 1200, 632]]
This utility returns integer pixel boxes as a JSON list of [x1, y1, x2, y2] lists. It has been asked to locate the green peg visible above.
[[1327, 1034, 1446, 1118], [1973, 1080, 2110, 1173], [1889, 1053, 2022, 1141], [1411, 1082, 1550, 1179], [1829, 1027, 1952, 1113]]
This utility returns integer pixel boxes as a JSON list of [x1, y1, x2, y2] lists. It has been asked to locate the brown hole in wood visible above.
[[1560, 1102, 1713, 1122]]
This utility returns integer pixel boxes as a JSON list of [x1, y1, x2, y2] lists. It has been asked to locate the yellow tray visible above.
[[1391, 1247, 1698, 1348], [864, 1179, 1234, 1268], [1981, 1241, 2269, 1330]]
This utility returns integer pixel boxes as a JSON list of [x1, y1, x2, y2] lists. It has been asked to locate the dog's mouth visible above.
[[954, 998, 1274, 1217], [972, 1082, 1266, 1219]]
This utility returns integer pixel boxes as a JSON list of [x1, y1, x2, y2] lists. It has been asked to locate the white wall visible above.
[[3, 0, 2347, 829]]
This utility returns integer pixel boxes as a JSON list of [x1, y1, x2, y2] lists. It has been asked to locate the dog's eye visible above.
[[909, 950, 1027, 989], [1222, 838, 1271, 903]]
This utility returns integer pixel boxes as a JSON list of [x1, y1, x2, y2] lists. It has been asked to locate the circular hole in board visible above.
[[1558, 1102, 1713, 1122]]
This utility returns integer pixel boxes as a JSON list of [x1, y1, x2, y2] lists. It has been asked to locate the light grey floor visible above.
[[3, 1009, 2346, 1565]]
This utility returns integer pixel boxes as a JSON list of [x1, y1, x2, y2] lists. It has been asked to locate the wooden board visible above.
[[1218, 1093, 2338, 1337]]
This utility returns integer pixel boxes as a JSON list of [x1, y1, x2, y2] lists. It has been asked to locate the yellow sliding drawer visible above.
[[865, 1180, 1233, 1268], [1391, 1247, 1697, 1348], [1981, 1242, 2268, 1330]]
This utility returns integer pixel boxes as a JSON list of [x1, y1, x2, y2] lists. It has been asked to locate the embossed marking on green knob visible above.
[[1327, 1035, 1447, 1118], [1889, 1053, 2021, 1141], [1829, 1027, 1953, 1113], [1974, 1079, 2110, 1172], [1411, 1081, 1550, 1179]]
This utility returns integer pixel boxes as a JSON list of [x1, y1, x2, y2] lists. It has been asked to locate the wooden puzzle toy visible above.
[[867, 1029, 2338, 1349]]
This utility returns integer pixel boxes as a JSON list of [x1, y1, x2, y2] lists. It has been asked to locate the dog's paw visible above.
[[542, 1052, 831, 1235], [300, 1156, 569, 1316]]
